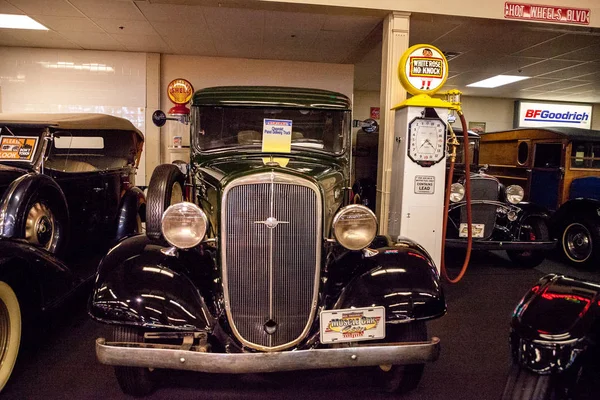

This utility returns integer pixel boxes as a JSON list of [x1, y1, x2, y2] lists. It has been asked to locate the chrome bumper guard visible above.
[[96, 337, 441, 373]]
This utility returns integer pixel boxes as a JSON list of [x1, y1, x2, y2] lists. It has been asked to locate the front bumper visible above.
[[96, 337, 440, 373], [445, 238, 556, 251]]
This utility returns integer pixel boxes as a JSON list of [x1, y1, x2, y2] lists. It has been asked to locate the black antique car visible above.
[[90, 86, 446, 396], [0, 113, 145, 391], [502, 274, 600, 399], [445, 129, 556, 267]]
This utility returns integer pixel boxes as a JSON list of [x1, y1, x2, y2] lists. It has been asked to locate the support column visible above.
[[145, 53, 161, 185], [376, 12, 410, 234]]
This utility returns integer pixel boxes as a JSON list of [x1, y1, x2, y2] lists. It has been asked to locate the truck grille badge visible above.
[[254, 216, 289, 229]]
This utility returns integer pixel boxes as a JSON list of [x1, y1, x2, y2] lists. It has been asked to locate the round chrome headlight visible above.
[[450, 183, 465, 203], [332, 205, 378, 250], [506, 185, 524, 204], [161, 202, 208, 248]]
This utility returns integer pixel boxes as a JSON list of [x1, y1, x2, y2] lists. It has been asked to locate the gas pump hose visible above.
[[440, 111, 473, 283]]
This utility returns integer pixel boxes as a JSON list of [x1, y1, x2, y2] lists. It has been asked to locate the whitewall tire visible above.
[[0, 281, 21, 392]]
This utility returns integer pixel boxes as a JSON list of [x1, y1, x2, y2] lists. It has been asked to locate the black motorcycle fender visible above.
[[90, 235, 214, 332], [114, 186, 145, 243], [333, 242, 446, 323]]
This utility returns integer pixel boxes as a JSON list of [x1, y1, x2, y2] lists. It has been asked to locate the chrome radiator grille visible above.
[[222, 173, 321, 351], [460, 177, 499, 240]]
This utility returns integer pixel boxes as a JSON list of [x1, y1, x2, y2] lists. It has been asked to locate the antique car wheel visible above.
[[113, 326, 154, 396], [24, 202, 59, 252], [0, 281, 21, 392], [561, 219, 600, 266], [501, 364, 553, 400], [146, 164, 185, 241], [506, 217, 549, 268], [372, 321, 427, 394]]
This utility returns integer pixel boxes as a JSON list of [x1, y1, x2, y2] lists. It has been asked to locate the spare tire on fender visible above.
[[146, 164, 185, 241]]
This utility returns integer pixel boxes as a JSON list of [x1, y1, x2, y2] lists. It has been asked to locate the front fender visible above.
[[114, 186, 145, 243], [516, 202, 551, 220], [90, 235, 214, 331], [333, 238, 446, 323]]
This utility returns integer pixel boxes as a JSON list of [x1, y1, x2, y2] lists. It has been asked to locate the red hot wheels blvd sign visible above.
[[504, 2, 590, 25]]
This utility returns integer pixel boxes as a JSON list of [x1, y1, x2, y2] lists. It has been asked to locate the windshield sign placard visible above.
[[262, 119, 292, 153], [0, 135, 38, 162]]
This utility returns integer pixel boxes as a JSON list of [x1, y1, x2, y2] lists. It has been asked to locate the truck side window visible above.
[[534, 143, 561, 168], [517, 141, 529, 165], [571, 141, 600, 169]]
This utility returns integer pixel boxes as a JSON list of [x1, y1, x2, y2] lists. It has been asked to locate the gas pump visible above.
[[388, 44, 472, 281]]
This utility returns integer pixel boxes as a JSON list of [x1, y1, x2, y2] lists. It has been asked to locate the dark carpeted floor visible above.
[[2, 251, 599, 400]]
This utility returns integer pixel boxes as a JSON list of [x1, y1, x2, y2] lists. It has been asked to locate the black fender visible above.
[[333, 237, 446, 323], [509, 274, 600, 373], [0, 173, 69, 253], [89, 234, 214, 331], [114, 186, 145, 243], [515, 202, 551, 221], [0, 238, 74, 313], [549, 198, 600, 237]]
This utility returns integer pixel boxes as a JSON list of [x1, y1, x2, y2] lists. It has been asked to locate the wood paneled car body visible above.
[[0, 113, 145, 391], [90, 86, 446, 396], [479, 127, 600, 266]]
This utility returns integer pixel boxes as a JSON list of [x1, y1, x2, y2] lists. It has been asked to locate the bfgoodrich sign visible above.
[[514, 101, 593, 130]]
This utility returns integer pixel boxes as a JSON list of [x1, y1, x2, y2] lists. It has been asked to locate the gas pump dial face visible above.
[[408, 117, 447, 167]]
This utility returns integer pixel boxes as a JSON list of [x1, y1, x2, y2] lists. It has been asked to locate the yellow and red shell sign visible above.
[[167, 78, 194, 105], [398, 44, 448, 96]]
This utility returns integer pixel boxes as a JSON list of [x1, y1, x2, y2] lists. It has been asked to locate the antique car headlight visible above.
[[161, 202, 208, 248], [332, 205, 377, 250], [450, 183, 465, 203], [506, 185, 524, 204]]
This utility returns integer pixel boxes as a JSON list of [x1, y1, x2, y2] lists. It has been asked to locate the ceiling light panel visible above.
[[467, 75, 530, 88], [0, 14, 47, 30]]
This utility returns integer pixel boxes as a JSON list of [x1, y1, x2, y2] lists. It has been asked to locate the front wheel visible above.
[[372, 321, 426, 394], [561, 218, 600, 266], [507, 217, 549, 268], [113, 326, 154, 396], [0, 281, 21, 392], [501, 365, 552, 400]]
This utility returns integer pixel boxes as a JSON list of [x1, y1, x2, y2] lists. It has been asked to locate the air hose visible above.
[[440, 111, 473, 283]]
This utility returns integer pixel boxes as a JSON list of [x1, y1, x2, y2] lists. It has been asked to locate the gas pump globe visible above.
[[388, 44, 456, 271]]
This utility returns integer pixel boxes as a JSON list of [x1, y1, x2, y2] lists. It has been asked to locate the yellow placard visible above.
[[262, 119, 292, 153], [0, 136, 38, 162]]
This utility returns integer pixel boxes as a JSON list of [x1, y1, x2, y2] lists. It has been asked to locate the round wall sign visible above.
[[398, 44, 448, 96], [167, 78, 194, 105]]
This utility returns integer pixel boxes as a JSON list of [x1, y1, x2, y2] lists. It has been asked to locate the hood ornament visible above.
[[254, 216, 289, 229]]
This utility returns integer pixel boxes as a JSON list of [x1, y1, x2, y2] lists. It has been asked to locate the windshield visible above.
[[454, 136, 479, 165], [191, 106, 349, 155], [0, 127, 45, 167]]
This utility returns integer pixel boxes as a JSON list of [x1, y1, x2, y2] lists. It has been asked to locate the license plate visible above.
[[320, 306, 385, 344], [459, 223, 485, 238]]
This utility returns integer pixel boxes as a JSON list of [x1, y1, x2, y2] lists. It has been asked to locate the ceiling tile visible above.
[[321, 14, 380, 34], [30, 15, 102, 32], [150, 20, 207, 37], [111, 33, 171, 53], [69, 0, 145, 20], [524, 79, 591, 91], [514, 34, 600, 58], [4, 29, 79, 49], [136, 3, 205, 23], [537, 62, 600, 80], [6, 0, 80, 17], [264, 11, 326, 32], [556, 43, 600, 62], [202, 7, 263, 58], [161, 34, 217, 56], [67, 31, 126, 50], [93, 18, 156, 35], [505, 59, 583, 77], [0, 0, 23, 13]]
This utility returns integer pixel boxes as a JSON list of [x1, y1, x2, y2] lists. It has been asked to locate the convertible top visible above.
[[0, 113, 144, 141]]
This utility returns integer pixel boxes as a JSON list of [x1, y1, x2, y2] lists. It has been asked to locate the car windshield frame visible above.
[[190, 105, 350, 157]]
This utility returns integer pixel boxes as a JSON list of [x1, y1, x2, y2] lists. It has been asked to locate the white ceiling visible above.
[[0, 0, 599, 103]]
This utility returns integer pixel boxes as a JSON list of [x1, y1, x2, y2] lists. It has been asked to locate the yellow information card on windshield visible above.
[[262, 119, 292, 153], [0, 135, 38, 162]]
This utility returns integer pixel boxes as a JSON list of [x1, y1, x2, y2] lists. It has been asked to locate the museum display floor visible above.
[[3, 251, 599, 400]]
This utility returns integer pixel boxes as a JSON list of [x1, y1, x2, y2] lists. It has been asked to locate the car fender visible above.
[[90, 234, 214, 331], [509, 274, 600, 373], [0, 173, 69, 242], [114, 186, 145, 243], [0, 238, 74, 313], [333, 238, 446, 323], [515, 202, 551, 221], [549, 198, 600, 237]]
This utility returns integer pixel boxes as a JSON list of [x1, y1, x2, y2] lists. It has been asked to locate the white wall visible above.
[[0, 47, 148, 184], [160, 54, 354, 162]]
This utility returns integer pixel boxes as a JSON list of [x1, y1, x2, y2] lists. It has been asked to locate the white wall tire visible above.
[[0, 281, 21, 392]]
